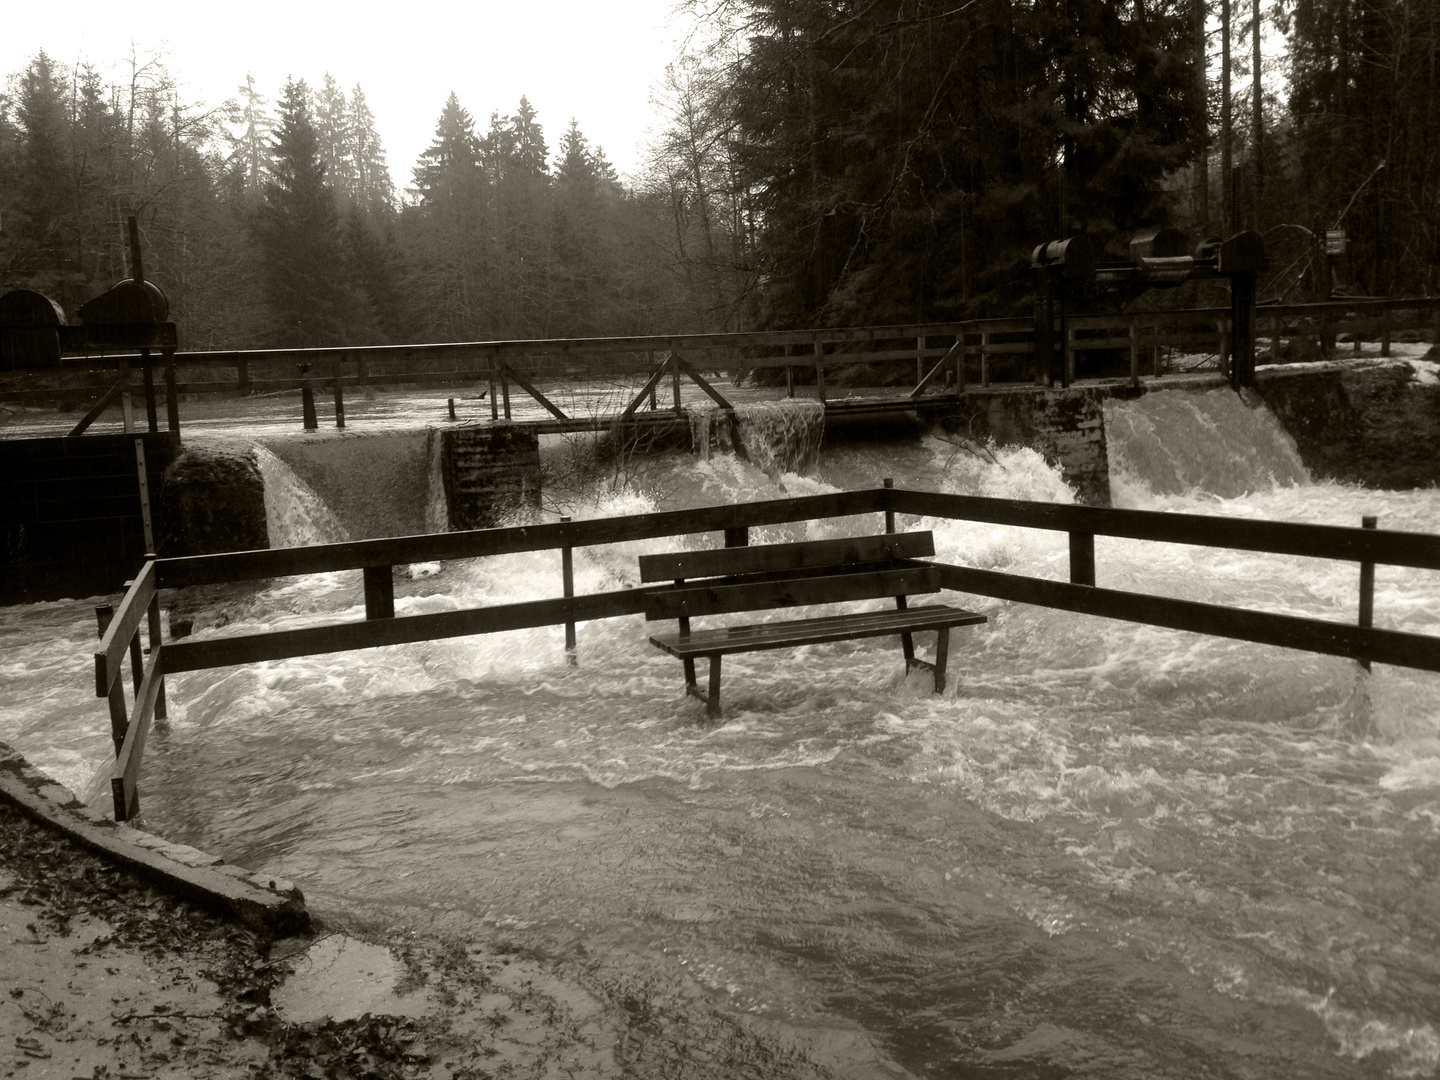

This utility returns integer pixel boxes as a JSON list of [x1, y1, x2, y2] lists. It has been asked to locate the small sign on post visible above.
[[1325, 230, 1347, 256]]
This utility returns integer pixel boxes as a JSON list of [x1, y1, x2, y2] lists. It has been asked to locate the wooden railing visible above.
[[92, 484, 1440, 821], [17, 297, 1440, 433]]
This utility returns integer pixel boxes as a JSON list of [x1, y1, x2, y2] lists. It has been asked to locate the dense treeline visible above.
[[0, 52, 739, 350], [1, 2, 1437, 349]]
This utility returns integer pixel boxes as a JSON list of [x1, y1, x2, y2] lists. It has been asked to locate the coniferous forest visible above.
[[1, 0, 1437, 350]]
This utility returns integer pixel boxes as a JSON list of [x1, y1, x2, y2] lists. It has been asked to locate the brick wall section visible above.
[[443, 425, 542, 529], [2, 433, 174, 603], [941, 387, 1113, 505]]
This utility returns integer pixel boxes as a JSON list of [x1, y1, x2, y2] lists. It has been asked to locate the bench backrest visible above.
[[640, 532, 939, 621], [638, 531, 935, 583]]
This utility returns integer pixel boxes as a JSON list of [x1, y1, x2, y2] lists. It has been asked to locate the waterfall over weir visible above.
[[4, 384, 1440, 1079], [1105, 386, 1309, 504], [688, 400, 826, 476]]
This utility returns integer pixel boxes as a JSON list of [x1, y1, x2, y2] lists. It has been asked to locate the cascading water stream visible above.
[[2, 387, 1438, 1078]]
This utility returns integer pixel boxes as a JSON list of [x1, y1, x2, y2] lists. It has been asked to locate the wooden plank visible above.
[[644, 566, 940, 620], [886, 488, 1440, 571], [619, 357, 673, 421], [931, 563, 1440, 672], [111, 646, 161, 821], [161, 587, 650, 673], [677, 358, 734, 410], [500, 361, 569, 420], [68, 379, 127, 436], [94, 561, 156, 696], [650, 605, 985, 658], [638, 532, 935, 582], [156, 489, 890, 588], [911, 341, 962, 397]]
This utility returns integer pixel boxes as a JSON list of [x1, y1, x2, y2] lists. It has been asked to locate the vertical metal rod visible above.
[[133, 438, 155, 554], [333, 358, 345, 427], [1359, 515, 1377, 672]]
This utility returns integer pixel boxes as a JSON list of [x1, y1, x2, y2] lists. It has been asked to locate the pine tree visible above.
[[253, 77, 360, 346], [349, 86, 396, 215], [314, 74, 355, 203], [225, 73, 273, 198]]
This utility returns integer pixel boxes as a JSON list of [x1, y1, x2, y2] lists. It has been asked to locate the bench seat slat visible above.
[[645, 565, 940, 620], [638, 531, 935, 583], [650, 604, 986, 659]]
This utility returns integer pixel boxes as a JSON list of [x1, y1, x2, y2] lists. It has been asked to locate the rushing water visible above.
[[3, 386, 1440, 1078]]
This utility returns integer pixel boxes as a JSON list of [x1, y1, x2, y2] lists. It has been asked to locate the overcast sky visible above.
[[2, 0, 693, 190]]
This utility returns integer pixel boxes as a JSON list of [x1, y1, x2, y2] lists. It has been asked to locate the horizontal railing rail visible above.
[[92, 483, 1440, 820], [14, 296, 1437, 424]]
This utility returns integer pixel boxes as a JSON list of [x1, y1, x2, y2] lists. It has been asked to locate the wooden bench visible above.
[[639, 531, 986, 717]]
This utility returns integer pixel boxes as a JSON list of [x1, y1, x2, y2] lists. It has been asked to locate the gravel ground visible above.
[[0, 797, 843, 1080]]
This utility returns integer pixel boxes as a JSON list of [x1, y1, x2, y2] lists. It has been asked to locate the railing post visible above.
[[147, 586, 166, 721], [1217, 319, 1230, 380], [561, 516, 577, 666], [501, 368, 512, 420], [489, 353, 499, 421], [1359, 514, 1377, 672], [647, 351, 658, 409], [238, 356, 252, 396], [95, 604, 128, 755], [980, 332, 990, 388], [299, 364, 318, 430], [916, 335, 925, 385], [723, 526, 749, 547], [1271, 314, 1282, 363], [333, 357, 345, 428], [118, 356, 136, 433], [363, 566, 395, 619], [141, 348, 159, 432], [1128, 318, 1139, 388], [813, 338, 826, 404], [786, 362, 795, 398], [1380, 307, 1392, 357], [671, 346, 683, 414], [1069, 532, 1096, 586], [162, 347, 180, 444], [883, 477, 896, 534], [448, 397, 457, 421]]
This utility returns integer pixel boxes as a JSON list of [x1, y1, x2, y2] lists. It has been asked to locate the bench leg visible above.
[[900, 631, 916, 670], [933, 626, 950, 695], [683, 657, 697, 690], [707, 655, 722, 718]]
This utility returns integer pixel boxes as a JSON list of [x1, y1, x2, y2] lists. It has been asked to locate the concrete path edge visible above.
[[0, 739, 310, 936]]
